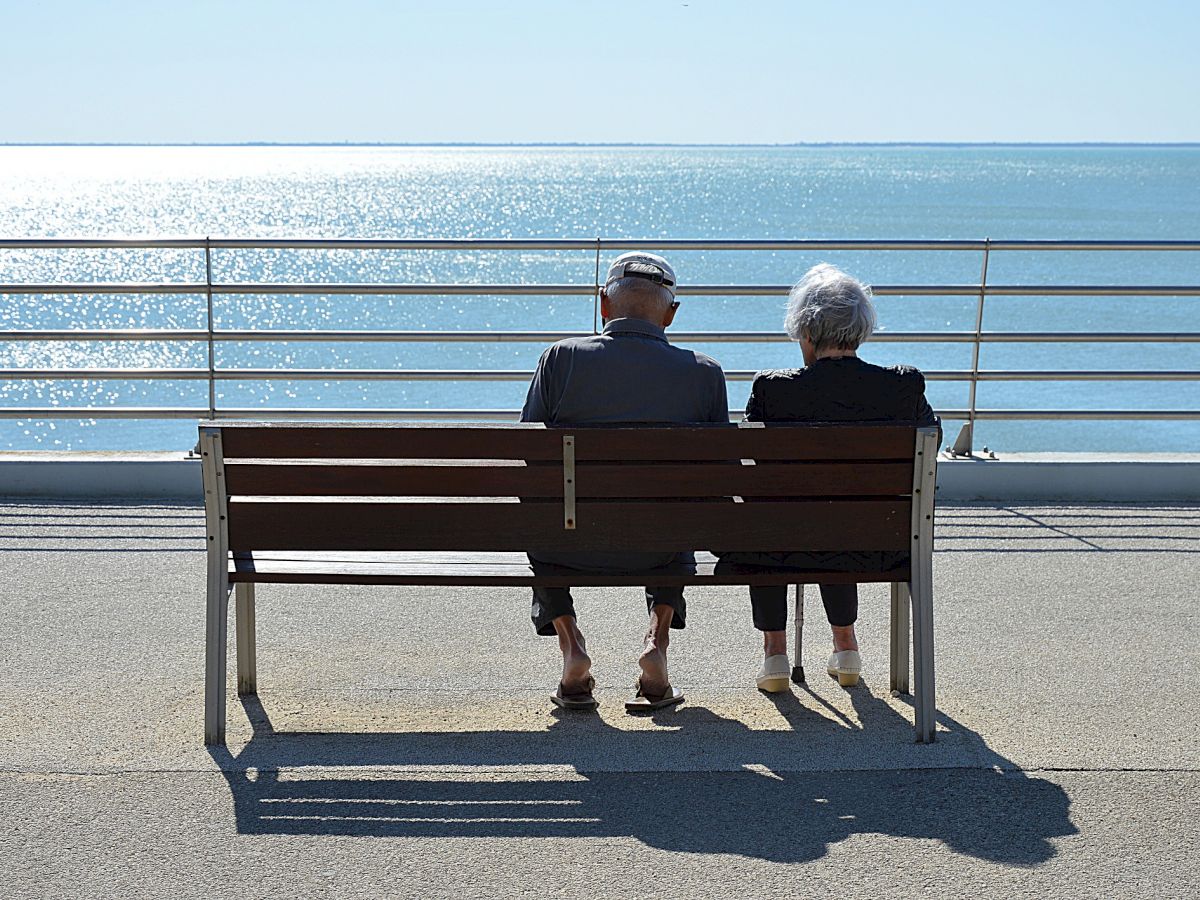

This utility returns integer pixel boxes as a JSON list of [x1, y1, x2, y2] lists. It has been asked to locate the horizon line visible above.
[[3, 141, 1200, 149]]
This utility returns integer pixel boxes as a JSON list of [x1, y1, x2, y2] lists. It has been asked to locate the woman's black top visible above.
[[745, 356, 938, 431], [715, 356, 939, 575]]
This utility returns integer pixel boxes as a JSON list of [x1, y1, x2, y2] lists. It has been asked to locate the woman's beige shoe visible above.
[[757, 653, 792, 693], [827, 650, 862, 687]]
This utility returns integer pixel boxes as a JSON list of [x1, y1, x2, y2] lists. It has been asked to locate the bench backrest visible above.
[[199, 422, 938, 555]]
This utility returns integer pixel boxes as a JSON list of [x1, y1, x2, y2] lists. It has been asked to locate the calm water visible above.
[[1, 145, 1198, 452]]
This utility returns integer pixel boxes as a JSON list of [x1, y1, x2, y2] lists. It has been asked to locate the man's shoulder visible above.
[[537, 333, 608, 361], [678, 346, 725, 375], [552, 333, 609, 351]]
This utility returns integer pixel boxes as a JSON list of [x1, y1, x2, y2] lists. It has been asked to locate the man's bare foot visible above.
[[561, 643, 593, 694], [638, 646, 669, 698], [637, 605, 675, 697], [553, 616, 592, 694]]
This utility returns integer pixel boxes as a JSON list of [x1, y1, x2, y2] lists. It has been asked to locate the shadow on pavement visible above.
[[208, 688, 1077, 866]]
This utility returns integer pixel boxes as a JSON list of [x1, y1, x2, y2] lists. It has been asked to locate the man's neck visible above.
[[603, 316, 666, 329]]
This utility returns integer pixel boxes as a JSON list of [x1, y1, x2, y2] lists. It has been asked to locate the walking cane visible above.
[[791, 583, 805, 683]]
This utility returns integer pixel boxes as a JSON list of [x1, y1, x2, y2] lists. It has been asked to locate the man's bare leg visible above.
[[552, 615, 592, 693], [637, 604, 675, 697]]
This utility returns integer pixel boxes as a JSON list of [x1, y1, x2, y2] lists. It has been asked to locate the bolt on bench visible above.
[[200, 421, 939, 744]]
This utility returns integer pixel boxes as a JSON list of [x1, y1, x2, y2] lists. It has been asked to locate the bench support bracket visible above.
[[563, 435, 576, 530]]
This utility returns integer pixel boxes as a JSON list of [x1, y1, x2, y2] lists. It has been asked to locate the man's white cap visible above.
[[605, 251, 677, 298]]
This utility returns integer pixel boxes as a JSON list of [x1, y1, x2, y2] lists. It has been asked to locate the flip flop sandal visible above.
[[625, 681, 685, 713], [551, 676, 598, 710]]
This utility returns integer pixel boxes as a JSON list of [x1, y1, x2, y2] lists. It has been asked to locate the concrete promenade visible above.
[[2, 501, 1198, 898]]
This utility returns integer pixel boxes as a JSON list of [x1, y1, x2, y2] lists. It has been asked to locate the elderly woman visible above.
[[724, 264, 938, 692]]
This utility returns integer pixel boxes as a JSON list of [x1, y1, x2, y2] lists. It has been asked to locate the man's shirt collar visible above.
[[601, 317, 669, 343]]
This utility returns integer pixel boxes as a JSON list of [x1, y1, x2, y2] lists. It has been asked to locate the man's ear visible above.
[[661, 301, 679, 328], [599, 289, 612, 322]]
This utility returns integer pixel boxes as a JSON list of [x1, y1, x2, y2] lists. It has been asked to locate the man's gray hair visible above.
[[606, 276, 675, 316], [784, 263, 877, 349]]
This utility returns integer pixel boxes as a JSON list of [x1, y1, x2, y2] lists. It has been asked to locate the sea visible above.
[[1, 144, 1197, 453]]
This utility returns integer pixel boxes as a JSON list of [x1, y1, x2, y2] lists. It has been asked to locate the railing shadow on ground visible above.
[[933, 504, 1200, 553], [0, 502, 204, 551], [207, 686, 1076, 866]]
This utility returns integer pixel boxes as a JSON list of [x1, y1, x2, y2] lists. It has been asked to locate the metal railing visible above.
[[1, 237, 1199, 455]]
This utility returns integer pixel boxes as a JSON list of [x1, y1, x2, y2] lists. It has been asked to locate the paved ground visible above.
[[1, 501, 1198, 898]]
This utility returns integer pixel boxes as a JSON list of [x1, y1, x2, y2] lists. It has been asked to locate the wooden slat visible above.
[[224, 460, 559, 497], [215, 422, 916, 462], [227, 498, 910, 552], [224, 460, 914, 498], [218, 423, 565, 460], [569, 425, 915, 461], [229, 550, 909, 586]]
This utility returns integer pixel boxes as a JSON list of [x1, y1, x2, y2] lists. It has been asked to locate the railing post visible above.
[[592, 237, 602, 334], [949, 238, 990, 456], [204, 236, 216, 419]]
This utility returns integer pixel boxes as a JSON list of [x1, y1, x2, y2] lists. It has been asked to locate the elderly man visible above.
[[521, 251, 728, 712]]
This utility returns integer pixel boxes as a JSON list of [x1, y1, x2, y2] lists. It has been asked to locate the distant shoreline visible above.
[[3, 142, 1199, 149]]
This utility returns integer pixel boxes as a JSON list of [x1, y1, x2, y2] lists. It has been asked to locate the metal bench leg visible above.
[[235, 582, 257, 696], [908, 425, 939, 743], [204, 561, 230, 745], [890, 581, 910, 694], [910, 566, 937, 743]]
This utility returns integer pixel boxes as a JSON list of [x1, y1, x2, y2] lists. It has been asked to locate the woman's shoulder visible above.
[[877, 362, 926, 382], [752, 367, 806, 384]]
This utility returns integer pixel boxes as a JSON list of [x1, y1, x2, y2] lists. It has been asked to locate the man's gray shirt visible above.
[[520, 317, 729, 426], [520, 316, 729, 571]]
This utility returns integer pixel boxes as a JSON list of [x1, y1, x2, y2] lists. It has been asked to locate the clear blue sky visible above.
[[2, 0, 1197, 143]]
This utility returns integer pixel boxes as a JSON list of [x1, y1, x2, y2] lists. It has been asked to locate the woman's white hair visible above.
[[784, 263, 877, 350]]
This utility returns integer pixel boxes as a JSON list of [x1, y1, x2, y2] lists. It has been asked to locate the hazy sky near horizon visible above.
[[3, 0, 1197, 144]]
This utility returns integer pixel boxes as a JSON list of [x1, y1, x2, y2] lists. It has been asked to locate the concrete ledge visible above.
[[0, 452, 202, 500], [1, 451, 1199, 502], [936, 453, 1200, 502]]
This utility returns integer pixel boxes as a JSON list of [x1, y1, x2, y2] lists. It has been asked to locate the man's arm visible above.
[[520, 347, 555, 424], [709, 367, 732, 424]]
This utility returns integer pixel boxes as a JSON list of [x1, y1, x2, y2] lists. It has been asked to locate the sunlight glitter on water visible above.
[[1, 145, 1198, 451]]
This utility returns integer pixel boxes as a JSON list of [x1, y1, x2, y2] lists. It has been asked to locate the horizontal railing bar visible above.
[[973, 370, 1200, 381], [0, 329, 213, 342], [3, 329, 1200, 344], [972, 332, 1200, 343], [0, 407, 528, 420], [0, 238, 207, 250], [970, 410, 1200, 421], [4, 282, 1200, 297], [0, 283, 206, 295], [3, 407, 1199, 421], [4, 368, 1198, 383], [3, 238, 1200, 251]]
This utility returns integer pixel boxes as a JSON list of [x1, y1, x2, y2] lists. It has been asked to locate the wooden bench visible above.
[[199, 421, 939, 744]]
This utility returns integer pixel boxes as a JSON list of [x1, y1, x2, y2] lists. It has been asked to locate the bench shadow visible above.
[[207, 687, 1076, 866]]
